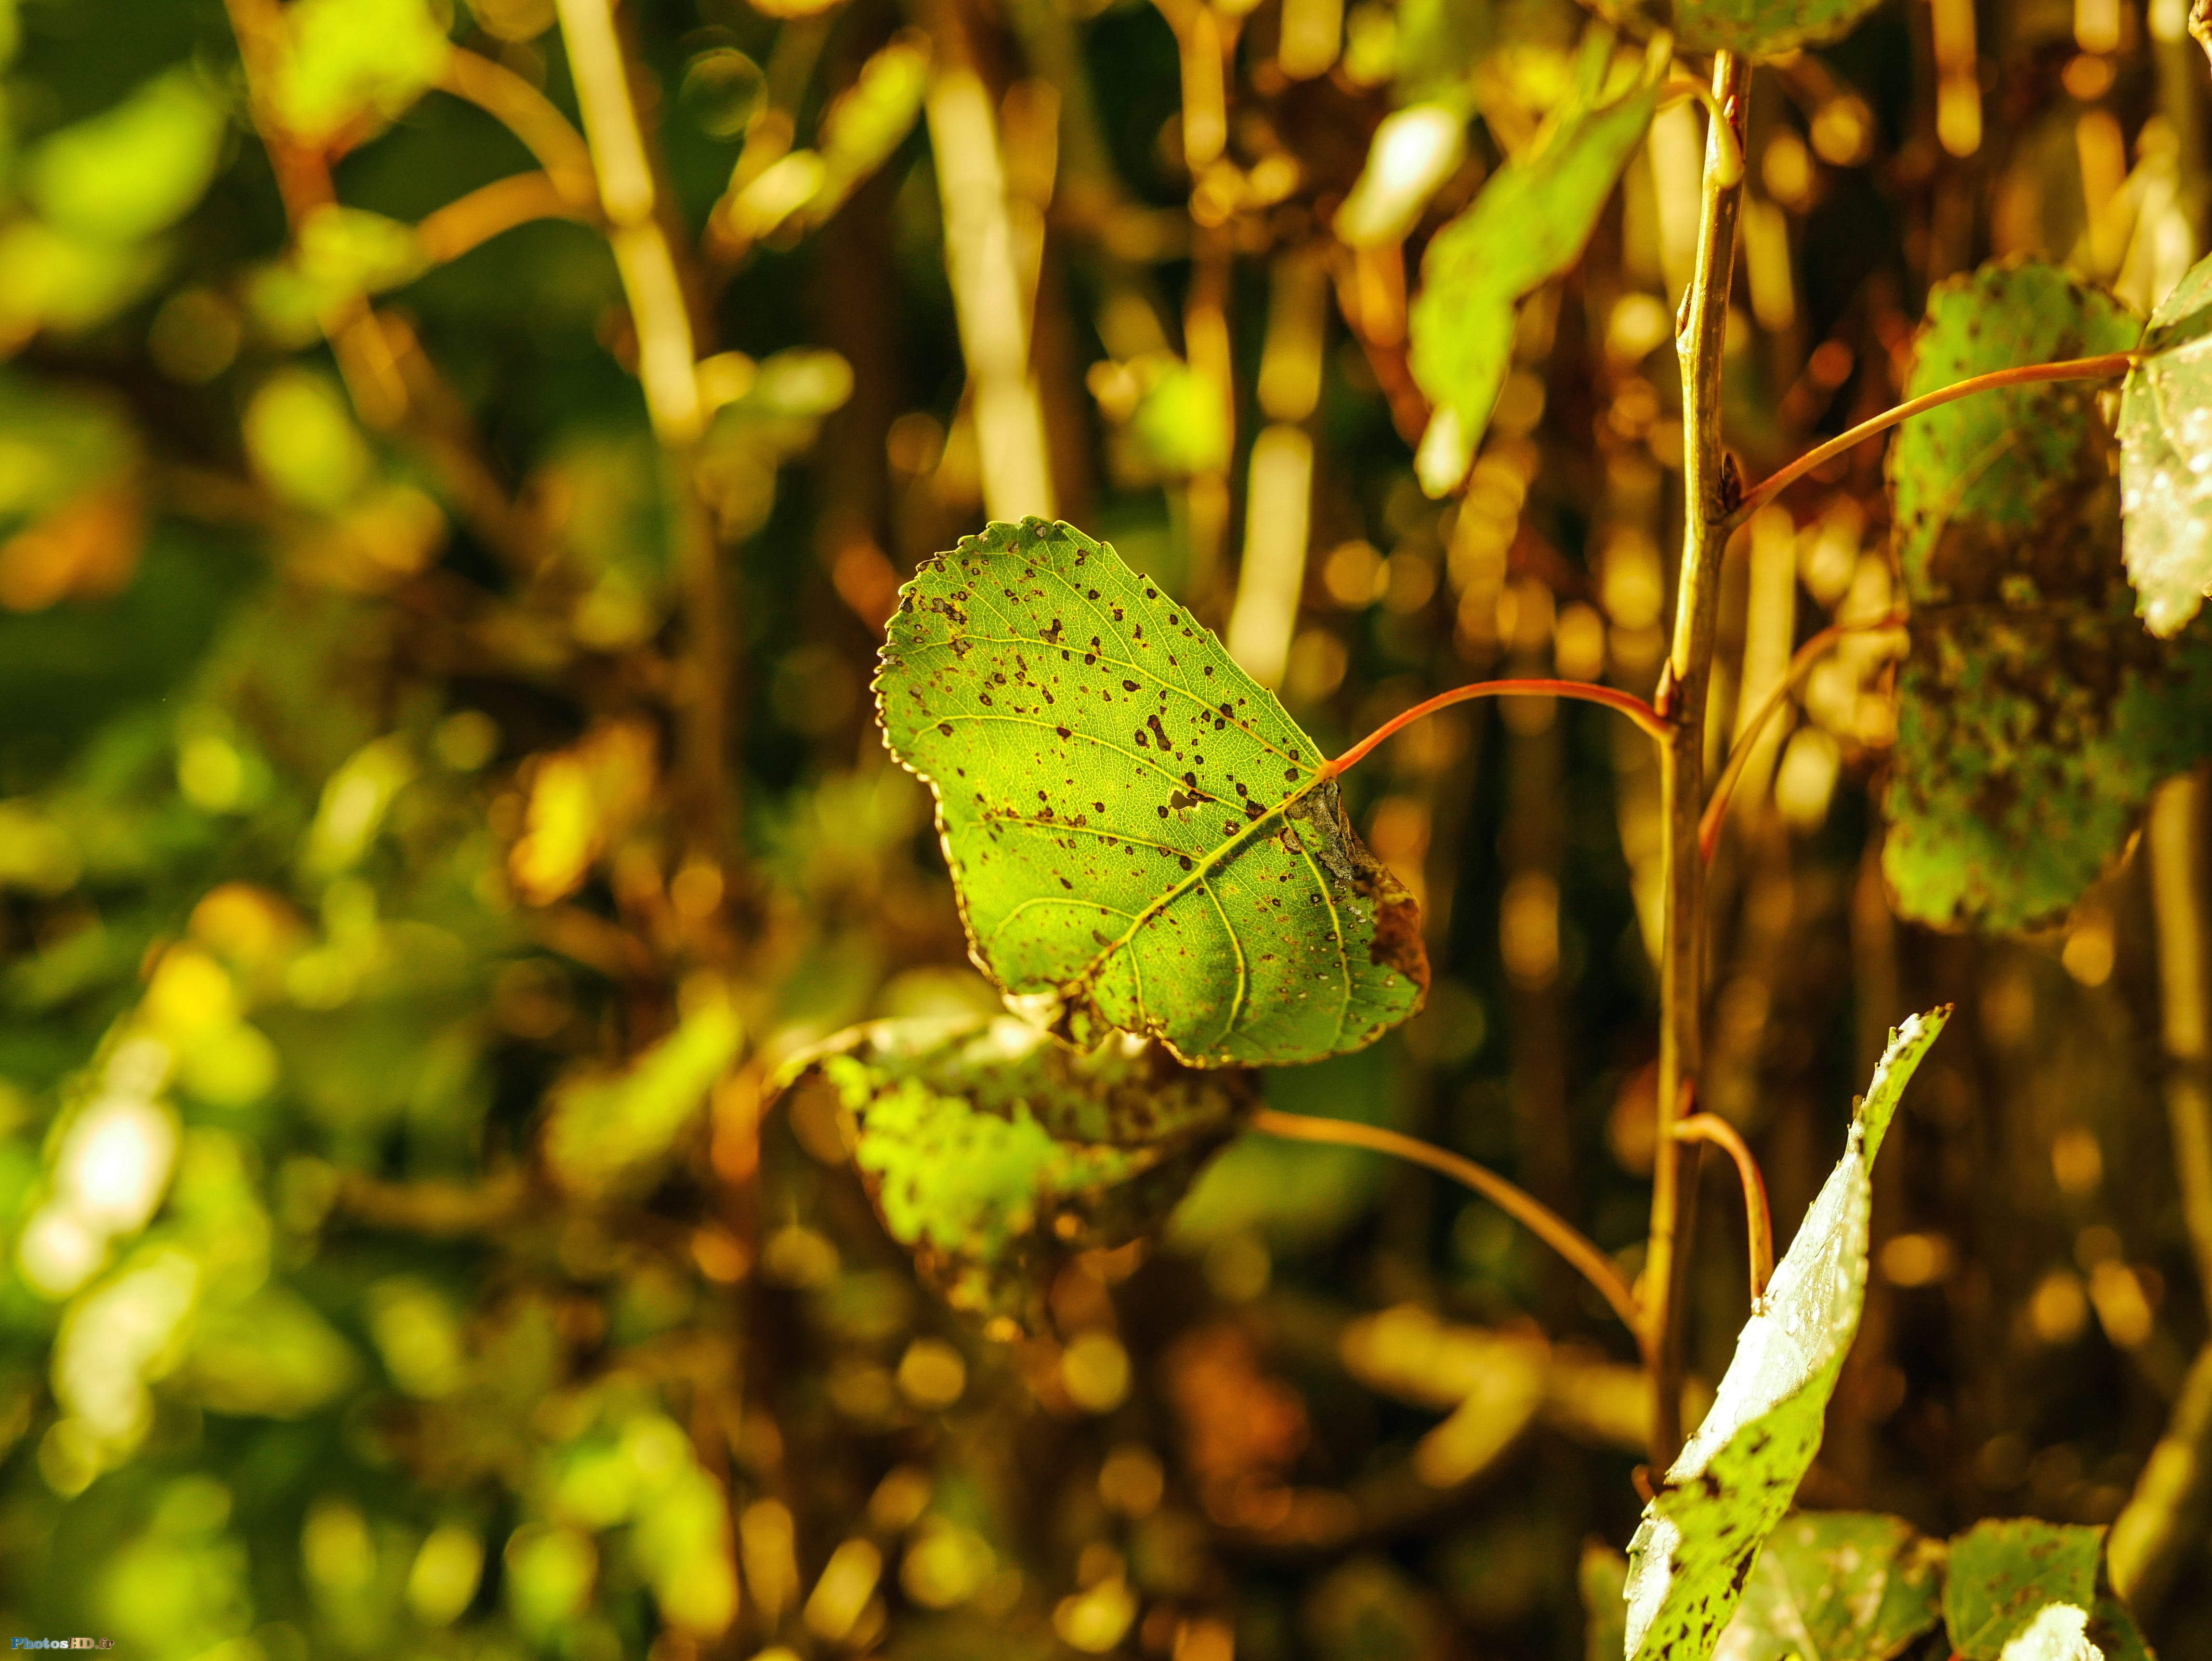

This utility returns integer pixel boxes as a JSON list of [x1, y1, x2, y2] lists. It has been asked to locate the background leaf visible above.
[[1583, 1544, 1630, 1661], [1623, 1009, 1948, 1661], [1883, 259, 2212, 932], [23, 68, 227, 244], [1407, 32, 1659, 492], [1714, 1512, 1943, 1661], [874, 517, 1428, 1068], [2119, 249, 2212, 636], [1577, 0, 1884, 53], [1944, 1521, 2151, 1661], [782, 1015, 1253, 1327]]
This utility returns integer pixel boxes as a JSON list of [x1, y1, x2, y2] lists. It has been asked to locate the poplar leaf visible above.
[[1883, 259, 2212, 933], [1943, 1522, 2152, 1661], [778, 1015, 1253, 1327], [1406, 31, 1661, 492], [24, 70, 228, 244], [543, 998, 743, 1198], [1622, 1009, 1948, 1661], [874, 518, 1427, 1068], [1579, 0, 1884, 54], [1714, 1512, 1943, 1661], [2118, 249, 2212, 636]]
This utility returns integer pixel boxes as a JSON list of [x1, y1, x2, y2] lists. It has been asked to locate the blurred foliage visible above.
[[0, 0, 2208, 1657]]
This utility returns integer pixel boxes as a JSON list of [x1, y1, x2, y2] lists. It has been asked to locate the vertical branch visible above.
[[1224, 250, 1328, 685], [2109, 770, 2212, 1615], [553, 0, 728, 857], [554, 0, 702, 446], [926, 5, 1057, 523], [1156, 0, 1237, 602], [1646, 50, 1752, 1468], [2151, 771, 2212, 1311]]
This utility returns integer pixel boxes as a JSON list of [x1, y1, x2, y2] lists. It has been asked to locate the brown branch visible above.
[[1647, 47, 1752, 1469]]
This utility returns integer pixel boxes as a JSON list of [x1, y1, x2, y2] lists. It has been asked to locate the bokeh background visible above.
[[0, 0, 2208, 1654]]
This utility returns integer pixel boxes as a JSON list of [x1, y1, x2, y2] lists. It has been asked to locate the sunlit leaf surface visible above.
[[1883, 259, 2212, 932], [874, 518, 1427, 1068], [2119, 250, 2212, 637], [1622, 1009, 1947, 1661]]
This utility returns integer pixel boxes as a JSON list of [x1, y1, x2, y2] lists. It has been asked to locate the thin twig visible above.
[[437, 48, 601, 214], [1675, 1111, 1774, 1305], [1725, 353, 2136, 531], [1647, 47, 1751, 1470], [415, 171, 589, 264], [1322, 679, 1667, 779], [1250, 1107, 1646, 1352], [1698, 611, 1908, 860]]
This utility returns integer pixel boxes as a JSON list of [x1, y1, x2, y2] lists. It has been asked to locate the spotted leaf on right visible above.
[[1578, 0, 1883, 53], [2120, 250, 2212, 636], [1883, 259, 2212, 934]]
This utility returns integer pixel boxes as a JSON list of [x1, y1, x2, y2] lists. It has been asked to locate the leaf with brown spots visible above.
[[1580, 0, 1884, 53], [874, 518, 1428, 1068], [1623, 1012, 1948, 1661], [775, 1015, 1252, 1330], [1715, 1512, 1942, 1661], [1883, 259, 2212, 933], [1943, 1520, 2152, 1661]]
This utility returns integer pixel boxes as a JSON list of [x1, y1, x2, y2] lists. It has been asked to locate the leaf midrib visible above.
[[925, 547, 1358, 1057]]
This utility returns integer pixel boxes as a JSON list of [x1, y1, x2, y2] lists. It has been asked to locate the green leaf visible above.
[[185, 1285, 360, 1418], [542, 997, 743, 1199], [1715, 1512, 1943, 1661], [1581, 1543, 1630, 1661], [781, 1015, 1252, 1327], [2119, 249, 2212, 637], [275, 0, 453, 144], [812, 32, 930, 217], [1623, 1009, 1949, 1661], [23, 69, 228, 244], [1579, 0, 1884, 54], [1407, 31, 1661, 492], [1883, 259, 2212, 932], [1943, 1521, 2152, 1661], [873, 518, 1428, 1068]]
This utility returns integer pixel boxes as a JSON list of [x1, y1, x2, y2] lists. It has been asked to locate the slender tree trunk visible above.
[[1646, 51, 1751, 1468]]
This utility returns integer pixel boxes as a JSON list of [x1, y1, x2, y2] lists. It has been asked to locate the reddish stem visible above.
[[1323, 678, 1668, 779], [1697, 610, 1908, 861], [1675, 1108, 1774, 1305], [1727, 352, 2136, 529]]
